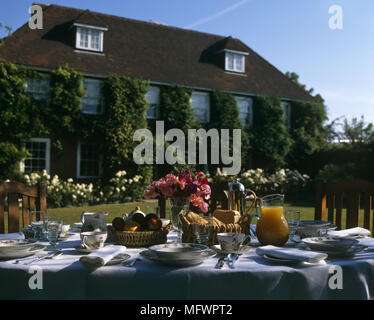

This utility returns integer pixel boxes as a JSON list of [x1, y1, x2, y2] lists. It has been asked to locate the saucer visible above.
[[74, 243, 108, 253], [213, 244, 251, 255]]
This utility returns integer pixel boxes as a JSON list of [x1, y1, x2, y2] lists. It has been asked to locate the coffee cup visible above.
[[81, 231, 107, 250], [216, 233, 248, 252]]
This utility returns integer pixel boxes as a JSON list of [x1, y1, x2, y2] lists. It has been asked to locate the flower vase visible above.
[[169, 197, 190, 242]]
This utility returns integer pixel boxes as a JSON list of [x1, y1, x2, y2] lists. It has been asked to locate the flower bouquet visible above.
[[144, 170, 211, 213]]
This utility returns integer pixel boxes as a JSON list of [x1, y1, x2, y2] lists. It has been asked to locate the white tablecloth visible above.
[[1, 232, 374, 300]]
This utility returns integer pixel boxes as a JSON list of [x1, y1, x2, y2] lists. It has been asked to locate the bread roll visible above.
[[213, 209, 241, 224]]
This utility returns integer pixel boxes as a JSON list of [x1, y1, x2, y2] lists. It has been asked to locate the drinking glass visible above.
[[29, 211, 46, 240], [284, 209, 300, 242], [192, 216, 213, 245], [45, 216, 63, 251]]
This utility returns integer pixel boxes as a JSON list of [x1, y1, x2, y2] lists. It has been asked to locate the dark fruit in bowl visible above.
[[112, 217, 125, 231], [132, 212, 146, 226], [144, 213, 158, 221], [147, 217, 162, 231]]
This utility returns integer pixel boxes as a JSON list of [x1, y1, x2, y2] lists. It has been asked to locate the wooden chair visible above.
[[315, 179, 374, 232], [0, 182, 47, 233], [157, 181, 229, 218]]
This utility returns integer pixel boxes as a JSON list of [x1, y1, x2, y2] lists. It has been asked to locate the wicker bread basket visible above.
[[111, 225, 171, 247], [180, 189, 256, 246]]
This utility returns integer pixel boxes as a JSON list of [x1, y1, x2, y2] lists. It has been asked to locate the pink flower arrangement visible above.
[[144, 170, 211, 213]]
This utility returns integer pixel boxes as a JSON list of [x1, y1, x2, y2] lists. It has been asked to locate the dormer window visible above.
[[74, 23, 107, 52], [225, 52, 246, 73]]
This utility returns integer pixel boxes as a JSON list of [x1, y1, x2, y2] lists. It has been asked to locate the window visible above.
[[77, 142, 101, 178], [21, 138, 50, 173], [191, 91, 210, 123], [235, 96, 253, 126], [225, 53, 245, 73], [76, 27, 103, 52], [82, 78, 104, 114], [25, 75, 49, 100], [281, 102, 291, 128], [145, 86, 160, 119]]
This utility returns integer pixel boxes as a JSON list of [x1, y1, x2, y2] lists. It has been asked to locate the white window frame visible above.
[[191, 91, 210, 123], [76, 27, 104, 52], [25, 74, 50, 101], [235, 96, 253, 127], [145, 86, 160, 119], [20, 138, 51, 173], [81, 78, 104, 115], [225, 52, 245, 73], [76, 142, 102, 179], [281, 101, 291, 128]]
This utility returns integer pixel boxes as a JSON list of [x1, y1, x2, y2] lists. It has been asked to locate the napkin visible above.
[[79, 245, 127, 267], [256, 245, 327, 263], [327, 227, 371, 239], [357, 237, 374, 251], [0, 233, 25, 241]]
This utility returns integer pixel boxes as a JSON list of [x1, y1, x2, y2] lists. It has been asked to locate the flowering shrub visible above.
[[16, 170, 145, 208], [213, 168, 310, 196], [144, 170, 211, 212]]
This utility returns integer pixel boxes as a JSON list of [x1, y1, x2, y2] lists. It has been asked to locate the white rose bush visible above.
[[213, 168, 311, 197], [18, 170, 144, 208]]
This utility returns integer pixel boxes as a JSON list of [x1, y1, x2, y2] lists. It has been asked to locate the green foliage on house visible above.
[[102, 75, 153, 187], [251, 96, 292, 171], [0, 59, 31, 180]]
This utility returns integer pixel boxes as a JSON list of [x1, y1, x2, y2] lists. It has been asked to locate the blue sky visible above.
[[0, 0, 373, 126]]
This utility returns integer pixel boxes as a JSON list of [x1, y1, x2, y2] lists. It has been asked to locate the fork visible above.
[[123, 258, 141, 267]]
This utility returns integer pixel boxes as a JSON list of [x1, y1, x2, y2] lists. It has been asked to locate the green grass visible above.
[[2, 199, 371, 232]]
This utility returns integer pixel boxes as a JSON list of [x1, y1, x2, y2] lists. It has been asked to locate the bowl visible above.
[[296, 220, 337, 238], [302, 237, 359, 251], [148, 243, 210, 260]]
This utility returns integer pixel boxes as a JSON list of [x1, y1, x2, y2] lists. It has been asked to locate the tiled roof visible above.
[[0, 3, 315, 101]]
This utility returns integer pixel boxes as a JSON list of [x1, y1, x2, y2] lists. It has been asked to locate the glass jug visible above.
[[255, 194, 290, 246]]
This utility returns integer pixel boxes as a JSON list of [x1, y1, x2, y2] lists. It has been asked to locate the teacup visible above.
[[217, 233, 248, 252], [61, 224, 70, 237], [81, 231, 107, 250]]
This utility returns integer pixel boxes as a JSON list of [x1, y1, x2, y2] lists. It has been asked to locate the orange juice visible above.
[[256, 207, 290, 246]]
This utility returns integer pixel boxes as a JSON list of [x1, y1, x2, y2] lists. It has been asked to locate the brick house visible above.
[[0, 4, 314, 180]]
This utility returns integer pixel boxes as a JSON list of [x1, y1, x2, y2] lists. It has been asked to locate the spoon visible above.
[[227, 253, 239, 269]]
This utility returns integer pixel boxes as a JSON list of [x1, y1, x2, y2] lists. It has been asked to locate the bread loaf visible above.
[[185, 211, 209, 225], [213, 209, 241, 224]]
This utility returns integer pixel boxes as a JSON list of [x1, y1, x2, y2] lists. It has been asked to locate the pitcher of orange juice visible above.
[[255, 194, 290, 246]]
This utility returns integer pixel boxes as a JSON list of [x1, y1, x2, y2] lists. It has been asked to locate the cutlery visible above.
[[123, 258, 141, 267], [227, 253, 239, 269], [215, 255, 226, 269], [22, 251, 62, 265]]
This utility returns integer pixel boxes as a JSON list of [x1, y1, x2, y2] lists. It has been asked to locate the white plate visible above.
[[302, 237, 358, 251], [316, 244, 367, 258], [262, 254, 302, 265], [149, 243, 210, 259], [213, 244, 251, 255], [0, 244, 46, 260], [105, 253, 131, 266], [140, 249, 215, 267], [0, 239, 38, 254]]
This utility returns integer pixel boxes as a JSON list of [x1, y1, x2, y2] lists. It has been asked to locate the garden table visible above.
[[0, 232, 374, 300]]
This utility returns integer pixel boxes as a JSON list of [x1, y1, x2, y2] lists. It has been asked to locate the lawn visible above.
[[2, 199, 369, 232]]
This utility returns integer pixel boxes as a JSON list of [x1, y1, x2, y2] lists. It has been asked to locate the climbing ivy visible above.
[[102, 75, 152, 186], [250, 96, 292, 171], [0, 59, 32, 179]]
